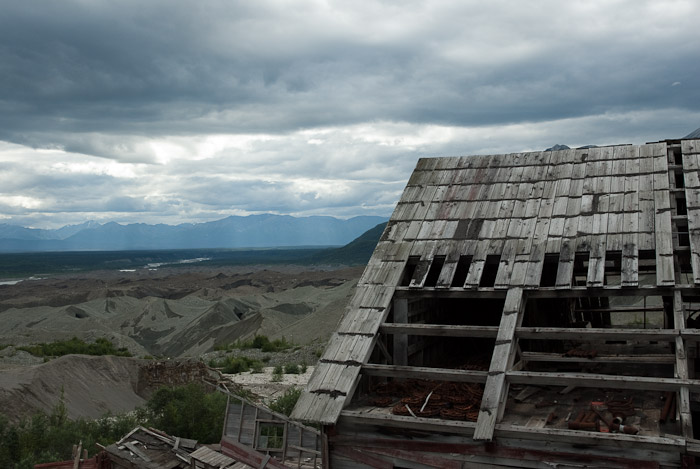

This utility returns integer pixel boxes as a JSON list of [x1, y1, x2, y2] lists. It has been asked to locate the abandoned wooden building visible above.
[[292, 138, 700, 468], [220, 390, 322, 468]]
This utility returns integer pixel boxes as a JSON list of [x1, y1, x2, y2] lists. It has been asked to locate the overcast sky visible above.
[[1, 0, 699, 229]]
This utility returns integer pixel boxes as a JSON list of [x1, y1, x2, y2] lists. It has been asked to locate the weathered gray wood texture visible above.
[[225, 399, 320, 461], [292, 140, 700, 426]]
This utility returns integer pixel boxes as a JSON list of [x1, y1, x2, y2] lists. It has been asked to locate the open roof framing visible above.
[[292, 138, 700, 468]]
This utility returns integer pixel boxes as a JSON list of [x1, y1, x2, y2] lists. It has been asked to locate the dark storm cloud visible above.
[[2, 0, 699, 152]]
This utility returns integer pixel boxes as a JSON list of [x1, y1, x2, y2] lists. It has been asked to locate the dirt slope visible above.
[[0, 265, 363, 357], [0, 355, 145, 421]]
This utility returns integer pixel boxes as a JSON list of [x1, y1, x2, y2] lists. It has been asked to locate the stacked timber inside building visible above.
[[292, 138, 700, 468]]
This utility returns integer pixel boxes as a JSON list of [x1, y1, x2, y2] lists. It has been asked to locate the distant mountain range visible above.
[[0, 215, 388, 253]]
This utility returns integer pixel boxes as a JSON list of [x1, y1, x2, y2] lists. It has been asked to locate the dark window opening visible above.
[[479, 255, 501, 287], [675, 171, 685, 188], [424, 256, 446, 287], [677, 221, 690, 247], [522, 298, 574, 329], [423, 298, 503, 368], [400, 256, 420, 286], [677, 250, 692, 274], [573, 252, 590, 286], [450, 255, 472, 287], [672, 146, 683, 165], [540, 254, 560, 287], [605, 251, 622, 286], [676, 196, 688, 215]]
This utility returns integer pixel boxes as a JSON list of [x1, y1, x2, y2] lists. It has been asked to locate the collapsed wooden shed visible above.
[[220, 392, 322, 468], [292, 139, 700, 468]]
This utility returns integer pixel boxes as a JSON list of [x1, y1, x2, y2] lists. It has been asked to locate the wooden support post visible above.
[[673, 290, 693, 438], [72, 440, 82, 469], [393, 298, 408, 366], [474, 287, 525, 441], [238, 401, 245, 443], [221, 395, 230, 442]]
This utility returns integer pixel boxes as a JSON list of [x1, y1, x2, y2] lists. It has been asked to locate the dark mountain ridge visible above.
[[0, 214, 387, 253]]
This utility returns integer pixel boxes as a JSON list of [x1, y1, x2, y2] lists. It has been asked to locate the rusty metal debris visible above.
[[371, 363, 487, 422], [567, 400, 640, 435], [385, 381, 484, 421], [605, 396, 634, 419], [563, 348, 598, 359]]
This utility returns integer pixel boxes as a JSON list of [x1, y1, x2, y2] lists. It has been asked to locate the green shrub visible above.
[[250, 361, 264, 373], [269, 388, 302, 416], [0, 383, 229, 467], [252, 335, 269, 349], [0, 394, 142, 468], [18, 337, 131, 358], [271, 365, 283, 382], [208, 356, 264, 374], [143, 383, 226, 443], [220, 335, 294, 353], [284, 363, 300, 374]]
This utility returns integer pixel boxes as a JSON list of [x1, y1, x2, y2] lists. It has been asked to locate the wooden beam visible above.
[[516, 327, 681, 341], [338, 410, 686, 452], [361, 363, 487, 383], [474, 288, 525, 441], [572, 306, 665, 313], [392, 298, 408, 366], [379, 323, 499, 338], [519, 351, 675, 364], [674, 290, 693, 438], [493, 423, 685, 453], [393, 284, 689, 299], [507, 370, 700, 392], [378, 323, 700, 342]]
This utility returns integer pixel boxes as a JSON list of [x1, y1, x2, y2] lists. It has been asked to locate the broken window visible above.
[[450, 255, 472, 287], [479, 255, 500, 287], [400, 256, 420, 286], [256, 422, 284, 450]]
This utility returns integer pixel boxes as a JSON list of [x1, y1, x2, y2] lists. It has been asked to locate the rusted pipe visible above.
[[568, 420, 600, 431]]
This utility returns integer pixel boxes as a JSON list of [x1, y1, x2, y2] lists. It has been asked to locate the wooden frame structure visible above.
[[221, 391, 321, 468], [292, 139, 700, 468]]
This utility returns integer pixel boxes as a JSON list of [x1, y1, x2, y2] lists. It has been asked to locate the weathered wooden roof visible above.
[[291, 139, 700, 425]]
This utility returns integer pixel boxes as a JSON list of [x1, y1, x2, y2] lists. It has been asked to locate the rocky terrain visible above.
[[0, 264, 363, 420], [0, 264, 363, 358]]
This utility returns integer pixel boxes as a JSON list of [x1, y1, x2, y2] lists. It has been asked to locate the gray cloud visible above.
[[1, 1, 699, 228]]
